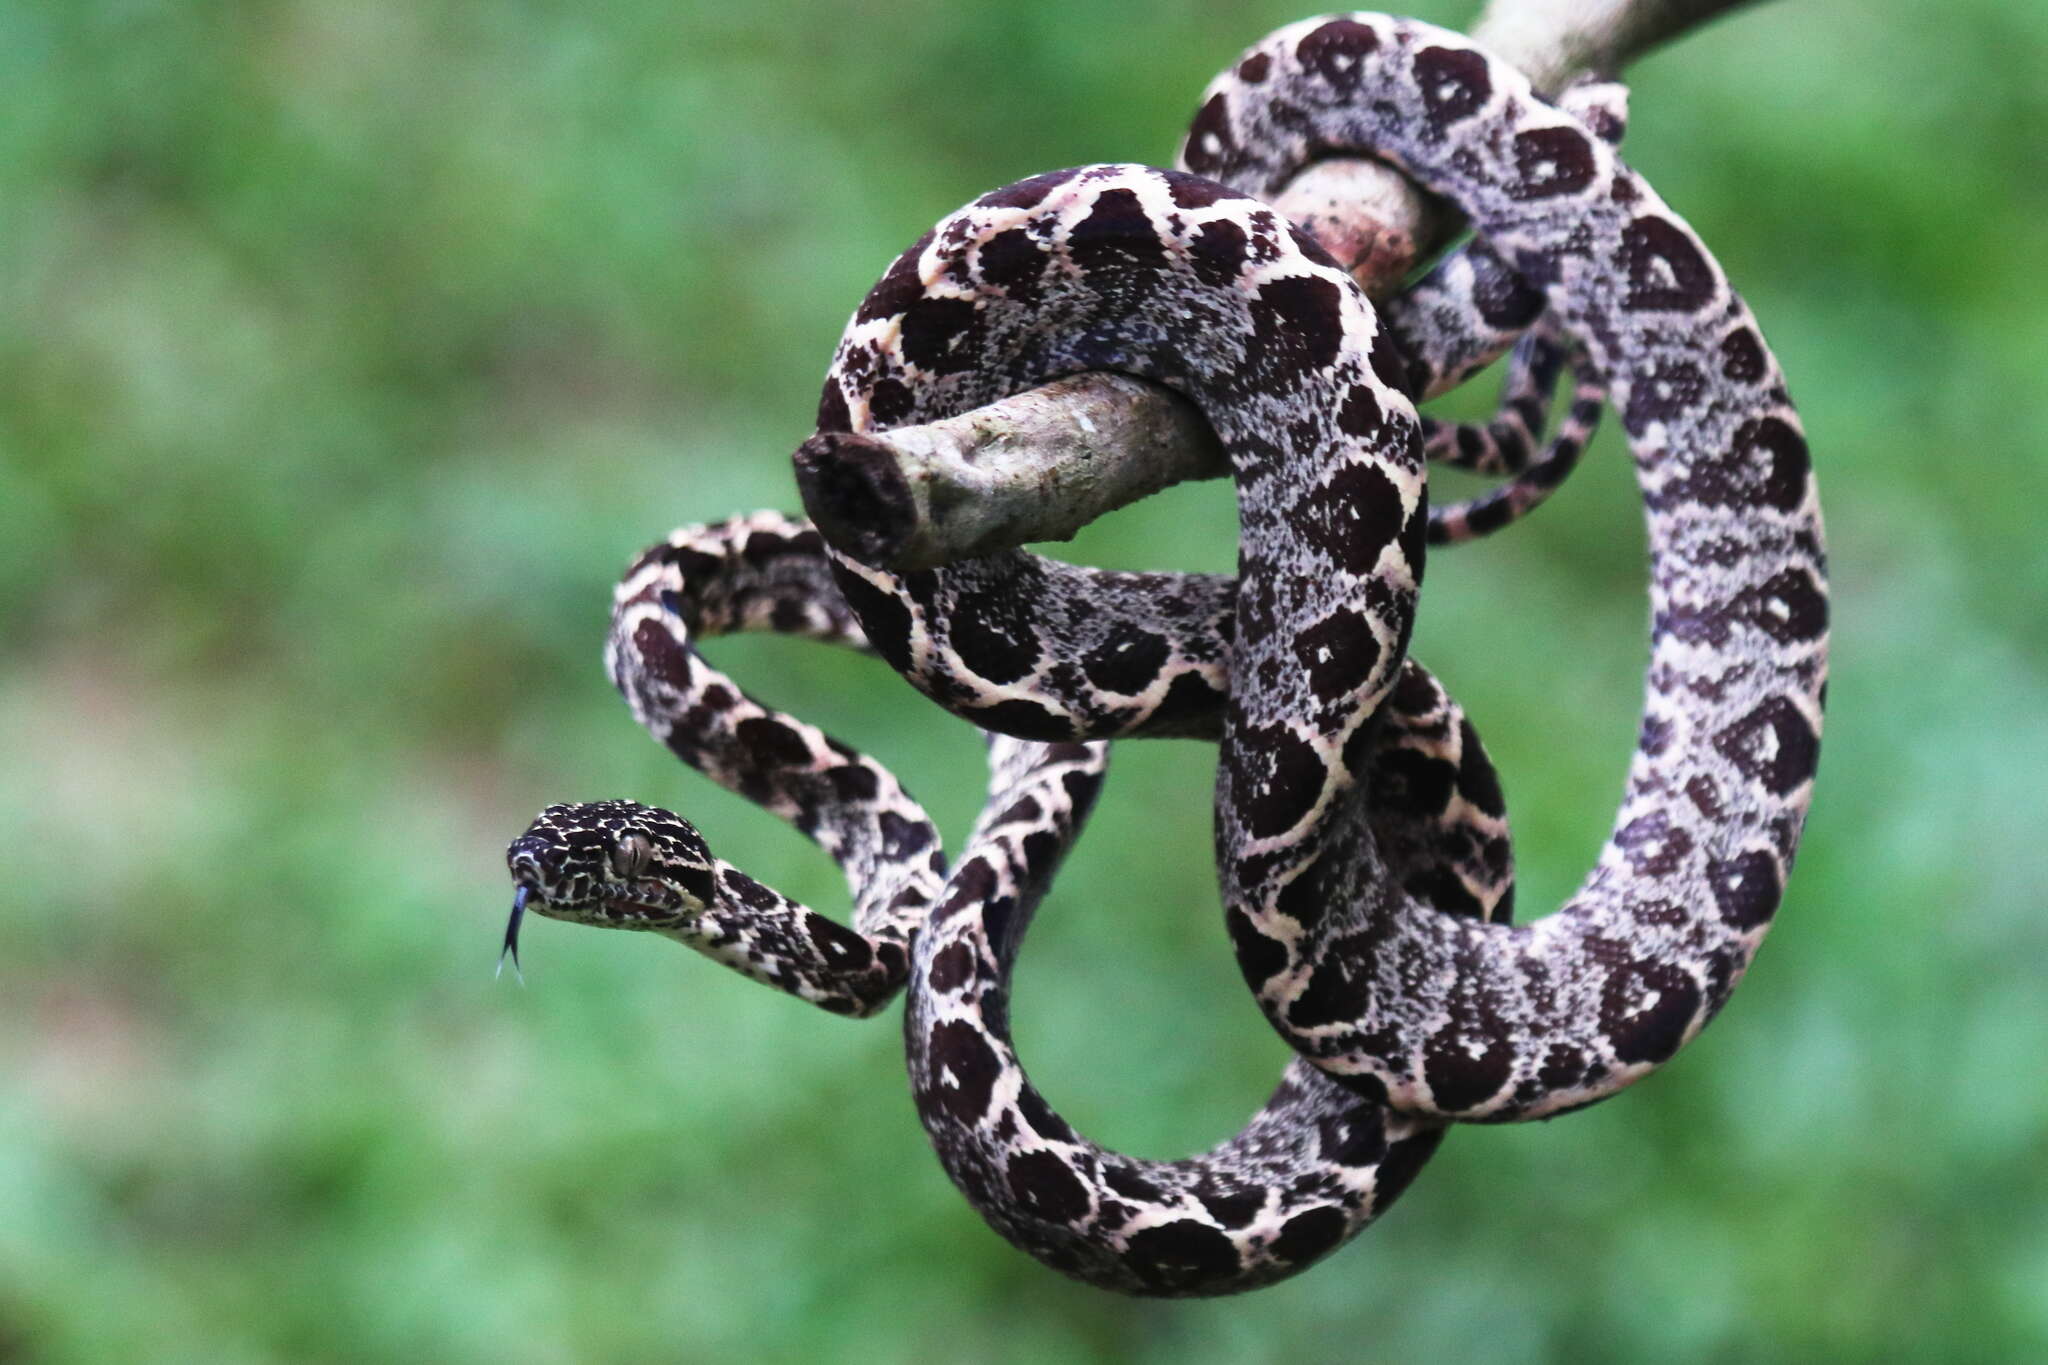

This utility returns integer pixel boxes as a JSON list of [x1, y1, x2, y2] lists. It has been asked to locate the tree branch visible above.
[[797, 0, 1771, 570]]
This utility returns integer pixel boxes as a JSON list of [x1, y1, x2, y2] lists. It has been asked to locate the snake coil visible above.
[[506, 13, 1825, 1297]]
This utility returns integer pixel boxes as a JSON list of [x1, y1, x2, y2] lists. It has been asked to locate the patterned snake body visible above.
[[816, 13, 1826, 1123], [506, 12, 1826, 1295], [511, 512, 1518, 1293]]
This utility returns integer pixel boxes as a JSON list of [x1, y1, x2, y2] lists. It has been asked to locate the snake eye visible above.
[[610, 834, 653, 880]]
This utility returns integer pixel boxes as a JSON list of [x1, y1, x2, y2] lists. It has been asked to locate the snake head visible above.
[[504, 800, 720, 958]]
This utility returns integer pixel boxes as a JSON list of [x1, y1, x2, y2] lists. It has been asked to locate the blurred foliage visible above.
[[3, 0, 2045, 1360]]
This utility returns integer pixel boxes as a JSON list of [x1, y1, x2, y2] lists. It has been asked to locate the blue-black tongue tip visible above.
[[498, 885, 530, 983]]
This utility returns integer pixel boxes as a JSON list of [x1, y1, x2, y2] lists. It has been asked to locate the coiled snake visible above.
[[505, 13, 1826, 1296]]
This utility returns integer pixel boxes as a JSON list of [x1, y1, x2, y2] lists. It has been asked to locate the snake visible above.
[[504, 12, 1826, 1293], [509, 510, 1516, 1293]]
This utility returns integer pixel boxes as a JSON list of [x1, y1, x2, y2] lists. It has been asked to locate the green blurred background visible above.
[[4, 0, 2044, 1359]]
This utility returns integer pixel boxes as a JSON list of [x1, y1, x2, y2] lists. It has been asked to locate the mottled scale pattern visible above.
[[813, 12, 1824, 1125], [1176, 13, 1826, 1120], [1423, 323, 1607, 544], [1398, 77, 1625, 544], [909, 665, 1516, 1296], [505, 9, 1827, 1300], [510, 513, 941, 1016], [510, 513, 1522, 1293]]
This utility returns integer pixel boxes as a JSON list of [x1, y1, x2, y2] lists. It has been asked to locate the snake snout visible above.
[[505, 832, 556, 884]]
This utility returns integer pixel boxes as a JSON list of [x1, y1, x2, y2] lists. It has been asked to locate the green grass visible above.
[[3, 0, 2045, 1359]]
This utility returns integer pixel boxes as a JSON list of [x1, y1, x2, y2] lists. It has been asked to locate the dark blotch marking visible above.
[[972, 697, 1072, 742], [1423, 1027, 1512, 1113], [926, 941, 976, 993], [738, 530, 789, 565], [996, 795, 1042, 827], [1006, 1150, 1092, 1224], [1227, 720, 1328, 839], [1707, 850, 1782, 929], [856, 229, 934, 323], [898, 296, 982, 376], [1246, 274, 1347, 385], [1537, 1043, 1591, 1093], [1406, 866, 1483, 919], [1413, 45, 1490, 126], [1621, 215, 1716, 313], [1082, 627, 1170, 696], [1018, 1087, 1077, 1143], [1065, 188, 1167, 275], [867, 377, 915, 426], [1614, 812, 1695, 878], [1750, 567, 1828, 643], [949, 583, 1044, 686], [1273, 858, 1331, 932], [721, 869, 780, 912], [1372, 1129, 1445, 1207], [936, 856, 997, 922], [978, 227, 1047, 302], [734, 715, 811, 768], [1735, 416, 1812, 512], [1236, 51, 1271, 83], [664, 859, 717, 909], [1123, 1220, 1242, 1294], [1286, 221, 1340, 270], [1337, 384, 1383, 439], [1150, 669, 1224, 734], [1297, 19, 1380, 94], [1103, 1163, 1162, 1204], [1456, 718, 1507, 817], [1225, 906, 1287, 985], [1316, 1111, 1388, 1167], [1470, 250, 1545, 328], [1294, 460, 1406, 575], [1604, 960, 1702, 1066], [877, 809, 934, 858], [1713, 694, 1820, 794], [1685, 773, 1724, 820], [1372, 744, 1456, 817], [1720, 327, 1767, 383], [815, 382, 850, 434], [1189, 219, 1249, 287], [1291, 607, 1381, 704], [632, 618, 694, 689], [921, 1019, 1002, 1123], [824, 763, 879, 803], [1288, 951, 1369, 1030], [1200, 1188, 1265, 1230], [1181, 93, 1237, 177], [1368, 326, 1415, 395], [1059, 767, 1103, 823], [981, 896, 1016, 964], [805, 912, 873, 970], [1509, 125, 1597, 201], [1270, 1206, 1348, 1267]]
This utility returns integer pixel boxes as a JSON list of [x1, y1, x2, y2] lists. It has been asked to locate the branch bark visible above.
[[797, 0, 1770, 570]]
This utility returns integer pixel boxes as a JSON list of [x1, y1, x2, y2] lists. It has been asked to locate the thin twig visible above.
[[797, 0, 1769, 570]]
